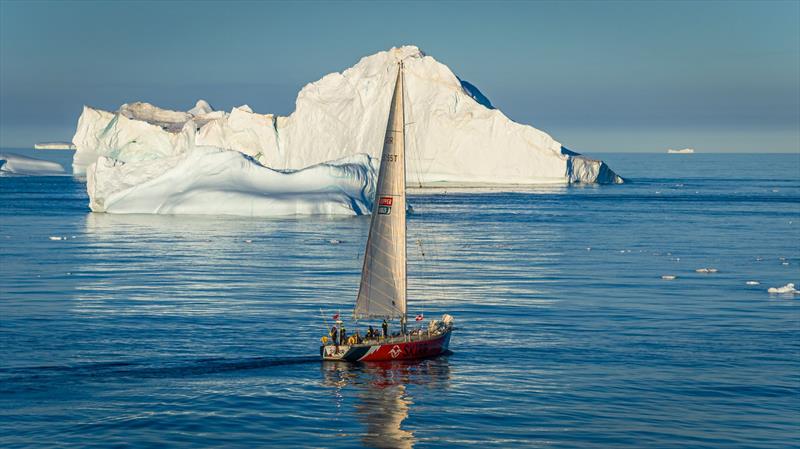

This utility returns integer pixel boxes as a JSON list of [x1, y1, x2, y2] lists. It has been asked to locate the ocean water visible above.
[[1, 152, 798, 448]]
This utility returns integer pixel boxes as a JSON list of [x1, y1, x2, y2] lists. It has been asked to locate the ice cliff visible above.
[[73, 45, 623, 216]]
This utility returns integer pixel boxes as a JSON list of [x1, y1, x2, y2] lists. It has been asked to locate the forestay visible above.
[[354, 63, 407, 319]]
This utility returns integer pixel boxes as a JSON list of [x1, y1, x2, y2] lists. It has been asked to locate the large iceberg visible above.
[[74, 46, 621, 181], [0, 152, 65, 176], [74, 45, 623, 216]]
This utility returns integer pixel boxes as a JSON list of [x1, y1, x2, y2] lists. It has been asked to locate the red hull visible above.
[[322, 328, 452, 362]]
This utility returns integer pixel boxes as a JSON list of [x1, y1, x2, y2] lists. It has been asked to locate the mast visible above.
[[353, 62, 407, 321]]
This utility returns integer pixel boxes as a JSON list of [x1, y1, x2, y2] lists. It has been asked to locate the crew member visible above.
[[382, 319, 388, 338], [339, 324, 347, 346]]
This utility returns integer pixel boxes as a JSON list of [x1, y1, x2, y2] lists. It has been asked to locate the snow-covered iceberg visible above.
[[72, 46, 622, 186], [0, 152, 65, 175], [87, 147, 376, 216]]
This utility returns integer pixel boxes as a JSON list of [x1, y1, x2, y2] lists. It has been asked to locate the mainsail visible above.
[[354, 63, 407, 319]]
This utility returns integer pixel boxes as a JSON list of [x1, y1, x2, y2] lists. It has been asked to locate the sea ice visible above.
[[695, 268, 719, 273], [1, 153, 65, 175], [661, 275, 677, 280], [745, 281, 760, 286], [72, 46, 623, 187], [767, 283, 799, 295]]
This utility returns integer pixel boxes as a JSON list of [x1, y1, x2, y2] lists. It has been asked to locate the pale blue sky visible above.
[[1, 0, 798, 152]]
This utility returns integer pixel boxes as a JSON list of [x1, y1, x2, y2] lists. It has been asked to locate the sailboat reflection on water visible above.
[[321, 357, 452, 449]]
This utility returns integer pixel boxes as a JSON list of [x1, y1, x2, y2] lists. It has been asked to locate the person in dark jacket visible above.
[[382, 319, 388, 338], [367, 325, 375, 339], [330, 325, 338, 350], [339, 324, 346, 346]]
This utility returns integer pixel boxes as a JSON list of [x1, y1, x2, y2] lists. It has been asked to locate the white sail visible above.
[[354, 63, 407, 319]]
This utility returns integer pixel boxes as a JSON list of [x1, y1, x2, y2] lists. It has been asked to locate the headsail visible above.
[[354, 63, 407, 319]]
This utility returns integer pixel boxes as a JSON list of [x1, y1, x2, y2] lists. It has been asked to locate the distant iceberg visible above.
[[34, 142, 76, 150], [668, 148, 694, 154], [0, 152, 65, 175], [73, 46, 625, 216]]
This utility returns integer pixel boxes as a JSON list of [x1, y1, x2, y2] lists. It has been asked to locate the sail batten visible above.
[[354, 63, 407, 320]]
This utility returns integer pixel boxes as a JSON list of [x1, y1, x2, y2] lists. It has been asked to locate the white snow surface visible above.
[[0, 152, 65, 175], [86, 146, 376, 216], [72, 46, 621, 184]]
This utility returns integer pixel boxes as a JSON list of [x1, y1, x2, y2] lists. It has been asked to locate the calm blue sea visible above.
[[1, 151, 798, 448]]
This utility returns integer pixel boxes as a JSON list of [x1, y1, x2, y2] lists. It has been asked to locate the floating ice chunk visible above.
[[782, 262, 790, 266], [86, 147, 377, 217], [244, 239, 253, 243], [767, 283, 799, 294], [695, 268, 719, 273], [661, 275, 677, 280], [329, 239, 343, 245], [48, 236, 65, 241], [1, 152, 65, 175], [746, 281, 760, 286]]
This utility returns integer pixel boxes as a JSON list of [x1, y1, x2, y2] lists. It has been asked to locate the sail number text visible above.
[[383, 154, 399, 162]]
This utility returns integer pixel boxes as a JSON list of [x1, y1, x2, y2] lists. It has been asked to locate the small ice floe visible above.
[[48, 236, 65, 241], [746, 281, 760, 286], [782, 262, 790, 266], [244, 239, 253, 243], [772, 189, 779, 193], [767, 283, 799, 295], [695, 268, 719, 273], [329, 239, 342, 245], [661, 275, 677, 280], [755, 257, 763, 261], [586, 247, 591, 251]]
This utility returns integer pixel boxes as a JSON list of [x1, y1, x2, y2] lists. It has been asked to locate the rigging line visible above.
[[403, 69, 425, 190], [400, 65, 449, 311]]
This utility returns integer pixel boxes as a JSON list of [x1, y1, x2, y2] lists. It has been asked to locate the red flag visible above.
[[332, 313, 339, 320], [415, 314, 424, 321]]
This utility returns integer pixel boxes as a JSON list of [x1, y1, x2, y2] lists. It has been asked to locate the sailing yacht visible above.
[[321, 62, 454, 362]]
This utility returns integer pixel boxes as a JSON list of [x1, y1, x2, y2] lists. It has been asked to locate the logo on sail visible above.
[[378, 205, 391, 215], [379, 197, 393, 206]]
